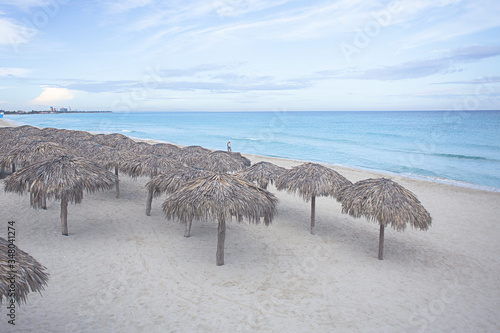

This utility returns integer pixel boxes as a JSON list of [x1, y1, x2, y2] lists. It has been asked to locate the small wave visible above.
[[232, 137, 260, 141], [433, 153, 491, 161], [401, 174, 500, 193], [121, 129, 132, 133]]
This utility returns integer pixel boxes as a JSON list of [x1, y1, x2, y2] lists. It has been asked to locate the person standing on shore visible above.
[[227, 140, 232, 152]]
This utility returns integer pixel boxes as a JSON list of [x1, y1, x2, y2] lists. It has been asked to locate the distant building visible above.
[[60, 107, 68, 112], [50, 106, 56, 112]]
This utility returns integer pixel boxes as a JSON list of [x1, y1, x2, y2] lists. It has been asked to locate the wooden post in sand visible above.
[[42, 194, 47, 210], [310, 195, 316, 235], [61, 195, 69, 236], [115, 166, 120, 198], [184, 220, 192, 238], [216, 218, 226, 266], [145, 190, 153, 216], [378, 224, 385, 260]]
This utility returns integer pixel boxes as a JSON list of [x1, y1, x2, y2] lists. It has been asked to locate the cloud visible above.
[[212, 0, 291, 17], [398, 0, 500, 49], [60, 65, 308, 94], [100, 0, 154, 13], [159, 64, 229, 78], [33, 87, 74, 104], [0, 0, 49, 9], [434, 76, 500, 85], [0, 16, 37, 45], [315, 44, 500, 81], [64, 78, 306, 93], [0, 67, 31, 77]]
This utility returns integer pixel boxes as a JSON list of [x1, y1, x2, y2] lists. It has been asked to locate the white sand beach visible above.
[[0, 119, 15, 127], [1, 123, 500, 332]]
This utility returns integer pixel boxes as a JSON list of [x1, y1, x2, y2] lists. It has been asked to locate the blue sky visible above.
[[0, 0, 499, 111]]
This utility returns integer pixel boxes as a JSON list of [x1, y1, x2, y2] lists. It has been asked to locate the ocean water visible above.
[[6, 111, 500, 192]]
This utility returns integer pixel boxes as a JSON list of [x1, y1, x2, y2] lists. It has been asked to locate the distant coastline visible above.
[[2, 110, 112, 115]]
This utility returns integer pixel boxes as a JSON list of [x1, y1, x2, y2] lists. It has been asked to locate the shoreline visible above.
[[2, 117, 498, 194]]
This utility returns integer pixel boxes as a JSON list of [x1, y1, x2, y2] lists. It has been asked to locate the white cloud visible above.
[[33, 87, 74, 104], [0, 67, 31, 77], [101, 0, 154, 13], [0, 17, 37, 45], [0, 0, 49, 8]]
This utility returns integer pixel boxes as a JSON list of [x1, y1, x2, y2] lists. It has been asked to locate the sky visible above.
[[0, 0, 499, 112]]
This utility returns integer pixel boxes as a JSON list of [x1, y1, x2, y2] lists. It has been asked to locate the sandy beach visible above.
[[1, 122, 500, 332]]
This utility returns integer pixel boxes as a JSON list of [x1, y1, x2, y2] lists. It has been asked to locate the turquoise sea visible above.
[[6, 111, 500, 192]]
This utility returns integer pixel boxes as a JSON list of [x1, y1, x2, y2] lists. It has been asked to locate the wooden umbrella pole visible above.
[[42, 194, 47, 210], [310, 195, 316, 235], [115, 166, 120, 198], [60, 195, 69, 236], [216, 217, 226, 266], [184, 219, 193, 238], [378, 224, 384, 260], [145, 189, 153, 216]]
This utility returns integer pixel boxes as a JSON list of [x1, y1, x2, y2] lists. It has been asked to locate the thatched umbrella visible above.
[[87, 145, 131, 198], [162, 173, 278, 266], [10, 125, 42, 136], [0, 135, 48, 172], [148, 143, 181, 157], [121, 153, 182, 179], [1, 141, 73, 208], [276, 162, 352, 235], [193, 150, 249, 173], [236, 161, 287, 189], [4, 155, 117, 236], [0, 237, 49, 304], [93, 133, 136, 149], [0, 141, 71, 169], [130, 141, 154, 154], [179, 145, 211, 166], [51, 131, 95, 146], [336, 178, 432, 260], [145, 166, 213, 217]]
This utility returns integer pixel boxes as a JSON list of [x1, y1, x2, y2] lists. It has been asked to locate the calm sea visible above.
[[6, 111, 500, 192]]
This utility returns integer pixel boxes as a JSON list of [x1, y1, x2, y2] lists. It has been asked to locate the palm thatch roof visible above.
[[50, 131, 95, 146], [178, 145, 211, 165], [193, 150, 250, 173], [130, 141, 154, 154], [87, 145, 128, 170], [148, 143, 181, 157], [336, 178, 432, 259], [144, 166, 213, 216], [121, 153, 182, 179], [276, 162, 352, 234], [0, 237, 49, 304], [39, 127, 66, 136], [93, 133, 136, 149], [147, 166, 214, 198], [86, 145, 132, 198], [229, 152, 251, 167], [0, 141, 72, 169], [4, 155, 118, 235], [162, 173, 278, 265], [9, 125, 42, 136], [181, 145, 212, 155], [276, 162, 351, 200], [2, 135, 48, 151], [236, 161, 287, 189]]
